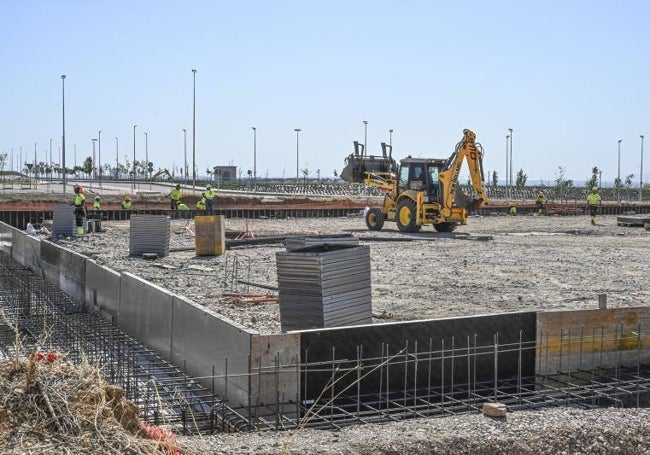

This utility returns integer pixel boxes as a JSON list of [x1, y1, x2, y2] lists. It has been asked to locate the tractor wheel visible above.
[[365, 208, 385, 231], [434, 222, 458, 232], [396, 199, 418, 232]]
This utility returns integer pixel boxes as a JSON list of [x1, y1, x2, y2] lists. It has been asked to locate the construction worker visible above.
[[168, 184, 182, 209], [73, 184, 86, 235], [587, 186, 601, 225], [203, 184, 216, 215], [196, 197, 207, 212], [121, 195, 132, 210], [535, 191, 546, 215], [176, 200, 190, 211], [91, 196, 103, 232], [508, 202, 517, 216]]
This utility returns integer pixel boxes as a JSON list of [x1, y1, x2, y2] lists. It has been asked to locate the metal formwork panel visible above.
[[285, 235, 359, 251], [171, 295, 255, 408], [52, 204, 74, 238], [129, 215, 171, 256], [298, 312, 537, 399], [0, 223, 12, 255], [10, 228, 26, 266], [56, 246, 87, 304], [23, 234, 41, 274], [119, 273, 173, 360], [277, 244, 372, 332]]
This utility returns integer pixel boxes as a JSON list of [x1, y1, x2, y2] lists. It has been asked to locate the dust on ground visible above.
[[57, 213, 650, 334]]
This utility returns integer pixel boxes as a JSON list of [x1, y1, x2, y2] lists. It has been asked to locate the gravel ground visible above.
[[58, 213, 650, 334], [176, 407, 650, 454]]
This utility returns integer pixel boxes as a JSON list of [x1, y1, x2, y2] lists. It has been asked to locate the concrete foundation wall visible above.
[[10, 228, 26, 266], [0, 223, 12, 255], [119, 273, 174, 360], [537, 307, 650, 374], [171, 295, 255, 407], [85, 259, 121, 318]]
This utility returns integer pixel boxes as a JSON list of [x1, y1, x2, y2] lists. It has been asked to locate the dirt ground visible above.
[[54, 213, 650, 335]]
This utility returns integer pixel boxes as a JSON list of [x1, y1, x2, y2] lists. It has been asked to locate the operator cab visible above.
[[398, 158, 446, 203]]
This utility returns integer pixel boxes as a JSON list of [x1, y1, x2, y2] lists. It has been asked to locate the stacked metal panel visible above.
[[52, 204, 75, 238], [276, 244, 372, 332], [129, 215, 171, 257], [285, 234, 359, 251]]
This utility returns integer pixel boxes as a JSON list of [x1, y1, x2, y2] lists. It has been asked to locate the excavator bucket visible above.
[[340, 141, 398, 183]]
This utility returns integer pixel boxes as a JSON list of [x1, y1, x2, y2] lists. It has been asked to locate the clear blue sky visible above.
[[1, 0, 648, 184]]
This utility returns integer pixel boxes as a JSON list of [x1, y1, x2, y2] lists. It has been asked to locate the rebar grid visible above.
[[2, 251, 650, 434]]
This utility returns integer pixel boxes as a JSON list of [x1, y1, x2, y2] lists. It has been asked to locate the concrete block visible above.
[[195, 215, 226, 256], [250, 333, 301, 409]]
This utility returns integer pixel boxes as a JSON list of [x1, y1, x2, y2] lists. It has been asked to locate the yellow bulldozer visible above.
[[341, 129, 489, 232]]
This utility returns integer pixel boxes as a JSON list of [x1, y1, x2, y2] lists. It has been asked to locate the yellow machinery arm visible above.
[[439, 129, 489, 214]]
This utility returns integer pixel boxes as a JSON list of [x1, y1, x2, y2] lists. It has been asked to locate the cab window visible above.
[[398, 164, 410, 189]]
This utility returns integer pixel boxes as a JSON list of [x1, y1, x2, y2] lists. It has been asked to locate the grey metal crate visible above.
[[276, 244, 372, 332], [129, 215, 171, 256], [52, 204, 75, 238]]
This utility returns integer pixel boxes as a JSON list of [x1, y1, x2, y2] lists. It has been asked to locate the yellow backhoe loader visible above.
[[342, 129, 489, 232]]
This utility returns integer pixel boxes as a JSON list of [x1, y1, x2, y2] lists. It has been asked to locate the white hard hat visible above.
[[206, 184, 211, 189]]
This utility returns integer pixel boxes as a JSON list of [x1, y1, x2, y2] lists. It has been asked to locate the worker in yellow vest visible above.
[[121, 195, 132, 210], [508, 202, 517, 216], [535, 191, 546, 215], [587, 186, 601, 225], [176, 200, 190, 211], [73, 184, 86, 235], [196, 197, 207, 212], [168, 184, 182, 209], [203, 184, 216, 215]]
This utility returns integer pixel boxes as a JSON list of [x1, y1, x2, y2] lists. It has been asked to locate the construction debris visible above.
[[0, 352, 180, 454], [223, 292, 278, 305]]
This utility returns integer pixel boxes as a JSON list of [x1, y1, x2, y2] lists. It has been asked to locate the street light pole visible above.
[[508, 128, 513, 188], [617, 139, 622, 202], [91, 139, 97, 179], [192, 68, 197, 190], [294, 128, 301, 182], [363, 120, 368, 155], [505, 135, 510, 200], [144, 132, 149, 178], [641, 135, 645, 202], [49, 139, 52, 185], [133, 124, 138, 191], [61, 74, 66, 193], [252, 126, 257, 182], [34, 142, 37, 182], [182, 129, 187, 184], [115, 137, 119, 180], [98, 130, 102, 187], [389, 129, 393, 148]]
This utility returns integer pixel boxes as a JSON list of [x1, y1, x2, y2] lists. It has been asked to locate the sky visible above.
[[1, 0, 649, 185]]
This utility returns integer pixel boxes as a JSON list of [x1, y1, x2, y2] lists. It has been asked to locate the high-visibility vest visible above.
[[93, 201, 101, 210], [204, 189, 216, 200], [171, 188, 182, 201], [587, 193, 601, 206], [122, 201, 132, 210], [74, 194, 85, 206], [196, 200, 206, 210]]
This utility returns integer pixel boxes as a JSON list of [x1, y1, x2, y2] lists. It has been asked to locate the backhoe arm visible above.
[[439, 129, 489, 214]]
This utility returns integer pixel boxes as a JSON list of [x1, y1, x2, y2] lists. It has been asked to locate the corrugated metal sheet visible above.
[[276, 244, 372, 332], [52, 204, 75, 238], [285, 234, 358, 251], [129, 215, 171, 256]]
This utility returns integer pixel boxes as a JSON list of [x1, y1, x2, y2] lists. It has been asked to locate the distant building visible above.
[[212, 166, 237, 182]]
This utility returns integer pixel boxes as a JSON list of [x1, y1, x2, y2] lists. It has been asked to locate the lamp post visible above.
[[617, 139, 622, 202], [144, 132, 149, 179], [508, 128, 513, 188], [132, 124, 137, 191], [363, 120, 368, 154], [252, 126, 257, 182], [192, 68, 197, 190], [505, 135, 510, 200], [61, 74, 66, 193], [49, 139, 52, 183], [33, 142, 37, 182], [91, 138, 97, 179], [74, 144, 76, 169], [182, 129, 187, 184], [115, 137, 119, 180], [294, 128, 301, 182], [389, 129, 393, 148], [98, 130, 102, 187], [641, 135, 645, 202]]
